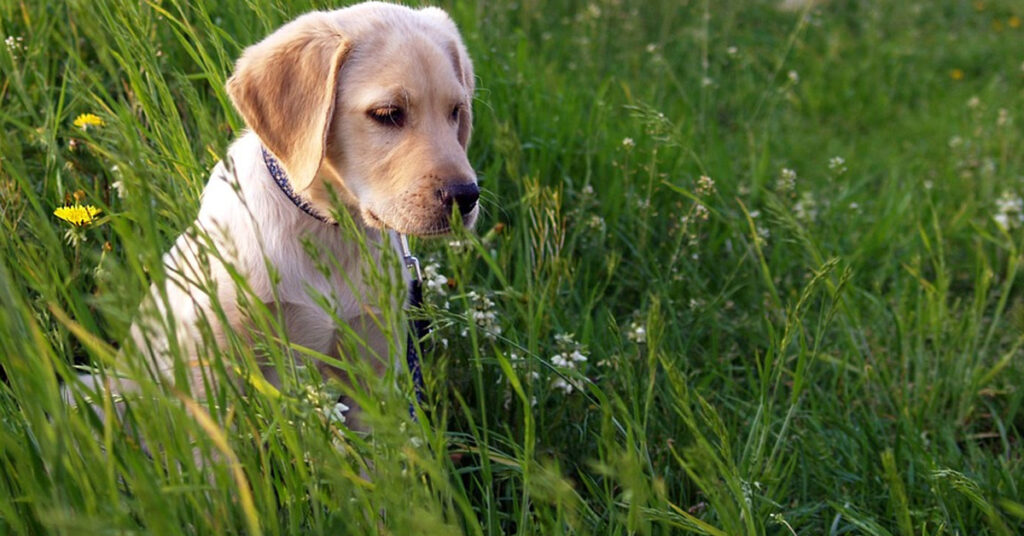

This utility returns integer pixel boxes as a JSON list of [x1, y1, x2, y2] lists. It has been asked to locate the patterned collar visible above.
[[261, 146, 336, 225]]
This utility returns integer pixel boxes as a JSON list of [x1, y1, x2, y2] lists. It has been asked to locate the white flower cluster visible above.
[[447, 239, 470, 253], [422, 262, 448, 294], [693, 203, 710, 221], [462, 290, 501, 340], [627, 321, 647, 344], [550, 332, 588, 394], [793, 191, 818, 222], [4, 35, 24, 58], [828, 156, 847, 175], [777, 168, 797, 194], [303, 385, 348, 424], [697, 175, 716, 197], [997, 108, 1010, 127], [994, 191, 1024, 230], [749, 209, 770, 244], [551, 349, 587, 368]]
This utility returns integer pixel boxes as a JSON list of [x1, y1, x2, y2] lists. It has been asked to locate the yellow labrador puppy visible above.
[[74, 2, 477, 417]]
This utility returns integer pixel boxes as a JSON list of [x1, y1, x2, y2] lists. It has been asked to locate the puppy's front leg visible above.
[[316, 311, 401, 432]]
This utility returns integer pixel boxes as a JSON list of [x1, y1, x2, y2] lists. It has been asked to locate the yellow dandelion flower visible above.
[[1010, 16, 1021, 29], [54, 204, 102, 227], [950, 68, 965, 81], [73, 113, 105, 130]]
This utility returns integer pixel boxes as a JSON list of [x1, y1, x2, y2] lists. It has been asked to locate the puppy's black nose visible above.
[[438, 183, 479, 215]]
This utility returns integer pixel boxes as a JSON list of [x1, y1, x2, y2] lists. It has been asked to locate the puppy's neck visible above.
[[299, 165, 364, 226]]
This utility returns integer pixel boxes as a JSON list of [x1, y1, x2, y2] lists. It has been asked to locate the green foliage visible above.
[[1, 0, 1023, 533]]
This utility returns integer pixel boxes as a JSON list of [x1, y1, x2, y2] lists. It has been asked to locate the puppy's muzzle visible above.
[[438, 182, 479, 217]]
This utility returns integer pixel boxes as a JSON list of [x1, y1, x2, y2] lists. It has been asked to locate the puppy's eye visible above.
[[368, 106, 405, 127], [450, 105, 460, 123]]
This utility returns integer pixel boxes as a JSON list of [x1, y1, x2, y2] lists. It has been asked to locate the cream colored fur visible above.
[[72, 2, 477, 414]]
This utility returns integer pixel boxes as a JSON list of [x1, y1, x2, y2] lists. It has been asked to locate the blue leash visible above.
[[400, 235, 429, 415], [262, 147, 428, 413]]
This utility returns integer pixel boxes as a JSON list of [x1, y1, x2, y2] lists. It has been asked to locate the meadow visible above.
[[1, 0, 1023, 534]]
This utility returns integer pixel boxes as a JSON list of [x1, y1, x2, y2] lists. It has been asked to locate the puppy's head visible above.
[[226, 2, 477, 235]]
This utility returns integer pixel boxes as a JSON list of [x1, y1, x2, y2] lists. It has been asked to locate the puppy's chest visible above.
[[261, 236, 380, 320]]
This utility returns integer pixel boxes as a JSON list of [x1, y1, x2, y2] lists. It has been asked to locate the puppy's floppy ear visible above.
[[226, 14, 350, 192]]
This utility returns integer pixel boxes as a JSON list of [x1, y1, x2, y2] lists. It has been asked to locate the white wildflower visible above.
[[447, 239, 470, 253], [621, 137, 635, 149], [981, 158, 996, 177], [4, 35, 24, 58], [463, 291, 501, 339], [326, 402, 349, 424], [697, 175, 716, 196], [994, 191, 1024, 230], [966, 95, 981, 109], [628, 321, 646, 344], [726, 45, 739, 57], [756, 224, 770, 242], [552, 377, 575, 394], [554, 332, 576, 347], [793, 191, 818, 221], [423, 262, 449, 294], [787, 70, 799, 84], [548, 332, 589, 395], [551, 349, 586, 369], [996, 191, 1023, 216], [777, 168, 797, 193], [828, 156, 847, 175], [997, 108, 1010, 127]]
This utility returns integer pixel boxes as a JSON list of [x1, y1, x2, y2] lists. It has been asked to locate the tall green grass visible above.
[[1, 0, 1023, 533]]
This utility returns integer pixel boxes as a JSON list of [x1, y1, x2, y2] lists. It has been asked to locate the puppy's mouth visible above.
[[363, 207, 477, 237], [363, 208, 386, 229]]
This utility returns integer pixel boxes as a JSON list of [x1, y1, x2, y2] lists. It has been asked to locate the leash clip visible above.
[[398, 233, 422, 282]]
